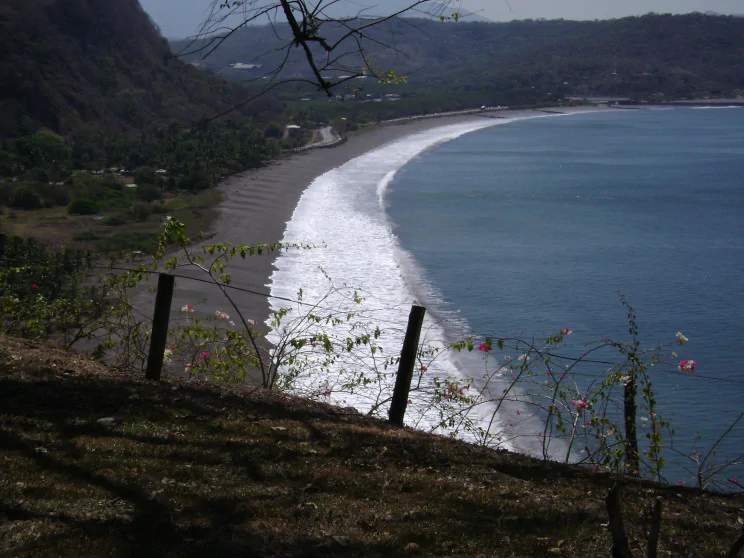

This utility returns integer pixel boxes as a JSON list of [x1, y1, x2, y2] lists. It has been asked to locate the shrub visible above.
[[10, 184, 43, 210], [131, 202, 153, 222], [68, 197, 100, 215], [101, 213, 128, 226], [136, 182, 162, 202], [264, 121, 284, 139]]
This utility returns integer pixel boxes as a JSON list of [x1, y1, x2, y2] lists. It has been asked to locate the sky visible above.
[[139, 0, 744, 38]]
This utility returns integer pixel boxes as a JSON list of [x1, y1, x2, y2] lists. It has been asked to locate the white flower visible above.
[[228, 320, 235, 327], [676, 332, 689, 344], [181, 304, 195, 313], [215, 310, 230, 320]]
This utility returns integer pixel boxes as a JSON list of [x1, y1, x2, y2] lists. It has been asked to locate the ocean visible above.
[[268, 107, 744, 487]]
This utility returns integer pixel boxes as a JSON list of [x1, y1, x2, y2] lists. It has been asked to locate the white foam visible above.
[[267, 115, 556, 452]]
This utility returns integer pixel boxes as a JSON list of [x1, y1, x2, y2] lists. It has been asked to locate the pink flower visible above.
[[477, 343, 492, 352], [181, 304, 195, 313], [572, 399, 588, 410], [584, 420, 592, 426], [676, 480, 686, 486], [323, 388, 331, 396], [198, 351, 210, 359], [31, 284, 39, 290], [731, 477, 739, 485], [678, 360, 697, 374], [561, 328, 572, 335], [407, 399, 412, 404], [419, 365, 428, 372]]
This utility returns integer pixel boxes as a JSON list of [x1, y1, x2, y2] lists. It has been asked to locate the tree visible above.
[[16, 130, 71, 171], [10, 184, 44, 210], [181, 1, 467, 116]]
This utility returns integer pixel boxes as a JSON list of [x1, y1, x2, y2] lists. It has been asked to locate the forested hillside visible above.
[[173, 13, 744, 103], [0, 0, 283, 253], [0, 0, 279, 140]]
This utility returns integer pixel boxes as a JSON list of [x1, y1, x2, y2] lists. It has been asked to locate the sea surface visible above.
[[269, 107, 744, 486]]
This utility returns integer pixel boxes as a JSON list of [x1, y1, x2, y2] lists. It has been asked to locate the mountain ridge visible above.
[[0, 0, 277, 140]]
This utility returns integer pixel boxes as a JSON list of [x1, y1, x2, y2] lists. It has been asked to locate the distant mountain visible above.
[[0, 0, 278, 140], [171, 13, 744, 102]]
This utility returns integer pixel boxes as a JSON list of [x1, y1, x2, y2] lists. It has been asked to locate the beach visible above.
[[189, 106, 608, 330]]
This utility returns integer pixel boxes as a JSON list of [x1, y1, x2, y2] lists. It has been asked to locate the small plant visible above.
[[68, 197, 100, 215]]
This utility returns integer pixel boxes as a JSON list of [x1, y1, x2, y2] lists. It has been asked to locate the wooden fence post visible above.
[[388, 305, 426, 426], [605, 484, 634, 558], [0, 233, 5, 257], [145, 273, 175, 381]]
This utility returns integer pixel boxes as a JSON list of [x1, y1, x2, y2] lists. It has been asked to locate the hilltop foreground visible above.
[[1, 335, 742, 557]]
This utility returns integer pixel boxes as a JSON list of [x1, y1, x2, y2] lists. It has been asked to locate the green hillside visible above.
[[172, 13, 744, 103], [0, 0, 279, 140]]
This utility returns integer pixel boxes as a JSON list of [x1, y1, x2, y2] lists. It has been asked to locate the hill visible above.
[[171, 13, 744, 104], [0, 0, 278, 140], [1, 334, 743, 556]]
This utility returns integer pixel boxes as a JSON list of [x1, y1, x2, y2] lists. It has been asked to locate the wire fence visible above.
[[3, 233, 743, 489]]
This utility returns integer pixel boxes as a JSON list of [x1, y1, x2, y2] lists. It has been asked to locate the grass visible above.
[[0, 189, 224, 256], [1, 335, 743, 557]]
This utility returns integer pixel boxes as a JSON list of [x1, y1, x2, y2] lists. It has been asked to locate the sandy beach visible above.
[[166, 106, 608, 332]]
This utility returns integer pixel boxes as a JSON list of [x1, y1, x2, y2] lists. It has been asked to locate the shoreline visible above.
[[186, 106, 610, 328]]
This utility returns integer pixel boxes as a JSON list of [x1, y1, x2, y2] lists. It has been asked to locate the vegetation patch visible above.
[[0, 335, 742, 557]]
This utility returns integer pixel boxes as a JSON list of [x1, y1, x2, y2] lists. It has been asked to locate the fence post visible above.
[[388, 305, 426, 426], [0, 233, 5, 257], [145, 273, 175, 381]]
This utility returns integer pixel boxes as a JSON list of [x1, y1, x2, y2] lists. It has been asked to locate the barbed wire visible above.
[[5, 257, 743, 387]]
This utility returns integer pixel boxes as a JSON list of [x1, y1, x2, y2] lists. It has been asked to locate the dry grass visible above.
[[1, 335, 742, 557], [0, 189, 223, 253]]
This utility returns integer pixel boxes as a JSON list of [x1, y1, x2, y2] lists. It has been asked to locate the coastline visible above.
[[190, 106, 610, 328]]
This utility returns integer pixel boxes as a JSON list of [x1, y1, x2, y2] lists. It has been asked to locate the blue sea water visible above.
[[269, 107, 744, 486], [386, 107, 744, 484]]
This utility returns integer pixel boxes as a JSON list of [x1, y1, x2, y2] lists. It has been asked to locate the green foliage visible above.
[[9, 184, 43, 210], [101, 213, 129, 226], [135, 183, 162, 203], [0, 236, 95, 343], [0, 150, 18, 175], [177, 13, 744, 108], [67, 197, 100, 215], [263, 121, 284, 139], [15, 130, 71, 171], [130, 202, 153, 222]]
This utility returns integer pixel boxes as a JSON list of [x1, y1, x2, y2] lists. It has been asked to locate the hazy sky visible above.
[[140, 0, 743, 38]]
